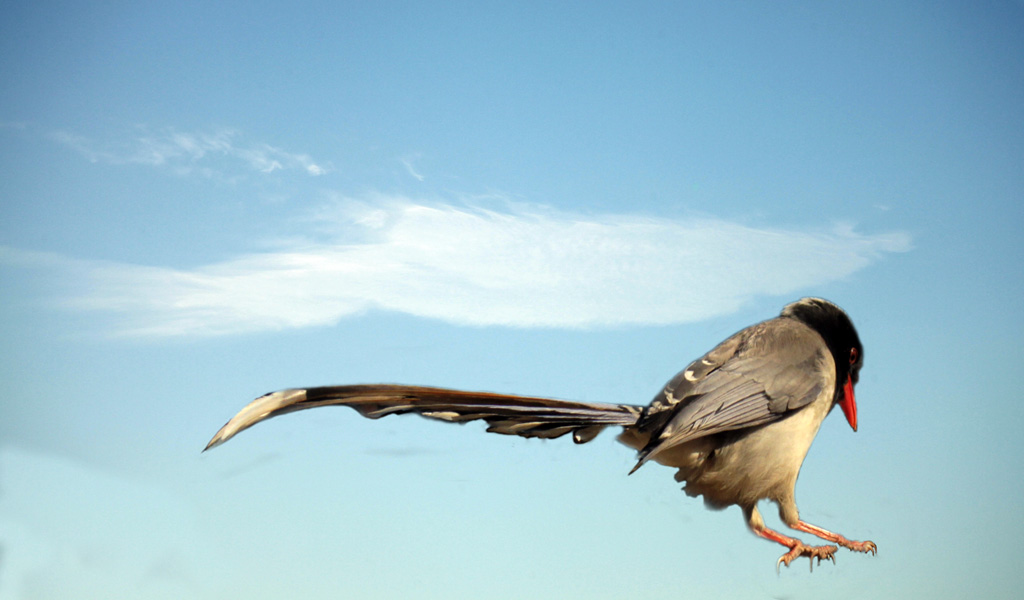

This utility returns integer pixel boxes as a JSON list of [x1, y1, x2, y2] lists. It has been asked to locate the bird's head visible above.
[[781, 298, 863, 431]]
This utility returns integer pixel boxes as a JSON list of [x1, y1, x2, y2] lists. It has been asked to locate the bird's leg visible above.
[[753, 525, 838, 572], [745, 506, 837, 571], [791, 520, 877, 555]]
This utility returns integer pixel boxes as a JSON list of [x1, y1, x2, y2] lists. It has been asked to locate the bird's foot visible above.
[[840, 538, 877, 555], [776, 542, 838, 573]]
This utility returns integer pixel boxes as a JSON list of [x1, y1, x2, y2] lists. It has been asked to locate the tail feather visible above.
[[204, 384, 644, 451]]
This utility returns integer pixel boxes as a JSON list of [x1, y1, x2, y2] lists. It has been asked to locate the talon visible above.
[[846, 539, 877, 555], [775, 541, 838, 572]]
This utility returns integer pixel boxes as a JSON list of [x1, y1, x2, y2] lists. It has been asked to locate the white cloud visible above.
[[49, 128, 327, 178], [1, 198, 911, 337]]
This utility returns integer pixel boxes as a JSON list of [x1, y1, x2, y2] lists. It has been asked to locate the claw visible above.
[[845, 539, 877, 555], [776, 542, 838, 573]]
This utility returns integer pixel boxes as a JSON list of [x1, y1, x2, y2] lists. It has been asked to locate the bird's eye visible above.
[[849, 347, 859, 365]]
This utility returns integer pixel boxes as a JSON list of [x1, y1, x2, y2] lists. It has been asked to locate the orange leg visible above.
[[752, 525, 838, 572], [791, 520, 877, 555]]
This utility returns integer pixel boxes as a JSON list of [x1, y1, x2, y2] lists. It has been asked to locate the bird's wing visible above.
[[633, 319, 831, 470], [205, 385, 644, 451]]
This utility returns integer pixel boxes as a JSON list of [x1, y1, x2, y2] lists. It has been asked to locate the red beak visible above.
[[839, 376, 858, 432]]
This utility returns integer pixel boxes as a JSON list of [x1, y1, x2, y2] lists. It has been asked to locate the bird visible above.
[[205, 297, 877, 570]]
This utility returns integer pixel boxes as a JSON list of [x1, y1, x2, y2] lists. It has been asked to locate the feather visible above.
[[204, 385, 643, 451]]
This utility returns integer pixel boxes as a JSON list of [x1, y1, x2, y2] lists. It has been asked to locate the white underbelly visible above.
[[658, 400, 831, 508]]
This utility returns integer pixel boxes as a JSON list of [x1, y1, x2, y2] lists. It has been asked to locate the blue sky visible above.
[[1, 2, 1022, 598]]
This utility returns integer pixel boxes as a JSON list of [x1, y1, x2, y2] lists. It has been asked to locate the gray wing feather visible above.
[[633, 318, 830, 470], [648, 331, 745, 414]]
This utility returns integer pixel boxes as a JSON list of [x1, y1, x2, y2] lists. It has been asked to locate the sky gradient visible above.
[[2, 2, 1023, 599]]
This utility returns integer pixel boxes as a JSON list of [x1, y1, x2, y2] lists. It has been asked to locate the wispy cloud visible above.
[[49, 127, 327, 178], [1, 197, 911, 337], [400, 154, 425, 181]]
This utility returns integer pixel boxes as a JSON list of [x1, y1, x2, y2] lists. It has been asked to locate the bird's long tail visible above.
[[204, 384, 645, 451]]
